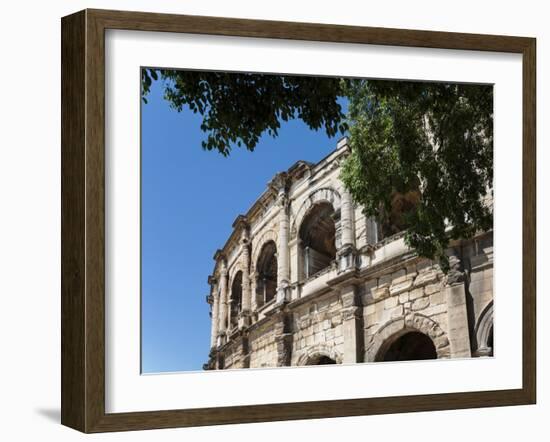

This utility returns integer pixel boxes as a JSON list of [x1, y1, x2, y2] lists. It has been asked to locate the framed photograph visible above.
[[61, 9, 536, 433]]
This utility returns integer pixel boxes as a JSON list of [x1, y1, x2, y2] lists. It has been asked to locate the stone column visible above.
[[250, 270, 258, 313], [367, 217, 379, 245], [217, 261, 228, 345], [338, 190, 356, 272], [274, 312, 293, 366], [340, 190, 354, 248], [212, 293, 219, 348], [288, 238, 299, 284], [277, 190, 290, 303], [227, 298, 233, 332], [444, 255, 472, 358], [208, 277, 219, 349], [239, 230, 251, 328], [340, 283, 364, 363]]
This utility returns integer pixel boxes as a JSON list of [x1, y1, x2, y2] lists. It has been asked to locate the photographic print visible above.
[[140, 69, 494, 373], [61, 10, 536, 432]]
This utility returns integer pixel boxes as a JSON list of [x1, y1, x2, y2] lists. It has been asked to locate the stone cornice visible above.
[[213, 249, 225, 262], [232, 214, 249, 230]]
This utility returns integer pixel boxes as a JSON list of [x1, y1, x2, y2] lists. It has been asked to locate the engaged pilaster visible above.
[[340, 283, 364, 363], [444, 255, 472, 358], [338, 189, 356, 272], [272, 173, 290, 303], [250, 270, 258, 314], [207, 275, 219, 350], [273, 311, 293, 366], [216, 254, 229, 346], [239, 223, 252, 328]]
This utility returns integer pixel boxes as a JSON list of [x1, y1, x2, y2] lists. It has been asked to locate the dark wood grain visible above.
[[61, 8, 537, 433], [61, 10, 86, 432], [90, 8, 532, 53], [522, 38, 537, 403]]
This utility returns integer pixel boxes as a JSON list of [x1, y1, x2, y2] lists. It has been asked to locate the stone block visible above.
[[423, 304, 447, 317], [434, 336, 450, 350], [414, 269, 439, 287], [364, 278, 378, 292], [384, 296, 398, 309], [429, 291, 445, 305], [398, 292, 409, 304], [315, 331, 326, 344], [425, 283, 441, 295], [410, 288, 424, 300], [378, 273, 393, 287], [364, 303, 376, 315], [372, 284, 390, 300], [364, 323, 377, 335], [446, 285, 467, 307], [365, 313, 376, 327], [318, 298, 330, 312], [411, 297, 430, 311], [405, 263, 418, 276], [331, 313, 342, 327], [391, 269, 407, 283], [330, 296, 340, 307], [390, 305, 404, 318], [389, 277, 414, 296], [469, 278, 493, 297]]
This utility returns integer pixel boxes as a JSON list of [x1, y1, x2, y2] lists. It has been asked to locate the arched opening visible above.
[[474, 301, 493, 357], [377, 331, 437, 362], [315, 356, 337, 365], [379, 184, 421, 238], [255, 240, 277, 307], [229, 271, 242, 329], [306, 355, 337, 365], [299, 202, 336, 279]]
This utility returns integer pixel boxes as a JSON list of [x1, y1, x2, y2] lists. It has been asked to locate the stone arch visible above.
[[255, 240, 278, 306], [365, 313, 450, 362], [251, 229, 278, 270], [290, 187, 341, 239], [229, 266, 243, 288], [474, 301, 494, 356], [228, 262, 243, 286], [296, 344, 343, 366], [298, 201, 337, 279]]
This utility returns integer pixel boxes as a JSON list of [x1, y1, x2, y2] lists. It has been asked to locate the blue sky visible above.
[[141, 73, 345, 373]]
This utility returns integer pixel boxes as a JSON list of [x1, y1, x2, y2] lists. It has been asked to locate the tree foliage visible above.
[[142, 69, 493, 270], [142, 69, 347, 156], [340, 80, 493, 270]]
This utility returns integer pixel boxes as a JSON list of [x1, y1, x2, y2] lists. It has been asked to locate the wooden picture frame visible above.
[[61, 8, 536, 433]]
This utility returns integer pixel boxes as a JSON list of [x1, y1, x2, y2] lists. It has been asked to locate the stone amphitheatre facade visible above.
[[204, 137, 494, 370]]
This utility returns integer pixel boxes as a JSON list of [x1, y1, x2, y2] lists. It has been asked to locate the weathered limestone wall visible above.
[[206, 138, 493, 371], [362, 259, 452, 361], [248, 322, 279, 368], [291, 292, 345, 365]]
